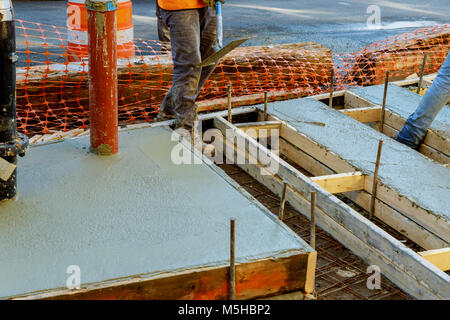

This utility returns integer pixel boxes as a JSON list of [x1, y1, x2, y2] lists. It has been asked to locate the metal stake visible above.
[[278, 181, 288, 221], [230, 219, 236, 300], [369, 139, 383, 219], [380, 71, 389, 134], [263, 91, 268, 121], [227, 84, 232, 123], [329, 68, 334, 108], [310, 192, 316, 250], [417, 53, 428, 94]]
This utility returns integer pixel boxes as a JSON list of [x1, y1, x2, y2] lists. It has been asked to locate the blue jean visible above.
[[158, 7, 217, 128], [396, 53, 450, 149]]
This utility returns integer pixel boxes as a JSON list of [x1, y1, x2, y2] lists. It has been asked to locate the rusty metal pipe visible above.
[[0, 0, 28, 201], [86, 0, 118, 155]]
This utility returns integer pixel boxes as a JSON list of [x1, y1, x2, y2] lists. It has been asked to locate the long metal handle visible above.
[[216, 2, 223, 48]]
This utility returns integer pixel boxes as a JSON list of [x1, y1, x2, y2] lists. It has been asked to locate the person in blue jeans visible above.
[[396, 53, 450, 149]]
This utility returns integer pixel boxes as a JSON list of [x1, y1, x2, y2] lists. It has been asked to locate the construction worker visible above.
[[396, 53, 450, 149], [156, 0, 224, 130], [155, 1, 170, 44]]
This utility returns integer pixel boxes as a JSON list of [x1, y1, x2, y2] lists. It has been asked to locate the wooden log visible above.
[[16, 42, 332, 135], [311, 172, 366, 194], [350, 26, 450, 86]]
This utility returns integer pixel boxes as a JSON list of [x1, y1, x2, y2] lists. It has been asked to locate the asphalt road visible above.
[[13, 0, 450, 53]]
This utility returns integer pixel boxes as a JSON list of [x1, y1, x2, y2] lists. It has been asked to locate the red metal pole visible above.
[[86, 0, 118, 155]]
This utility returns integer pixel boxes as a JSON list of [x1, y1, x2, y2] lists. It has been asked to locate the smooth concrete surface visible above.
[[261, 98, 450, 223], [0, 126, 311, 298], [350, 84, 450, 142]]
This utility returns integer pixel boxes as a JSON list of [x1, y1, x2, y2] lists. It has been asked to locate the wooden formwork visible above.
[[209, 109, 449, 300]]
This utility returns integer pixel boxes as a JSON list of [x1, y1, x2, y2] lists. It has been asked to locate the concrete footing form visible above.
[[207, 78, 449, 299], [0, 125, 315, 299], [266, 97, 449, 243]]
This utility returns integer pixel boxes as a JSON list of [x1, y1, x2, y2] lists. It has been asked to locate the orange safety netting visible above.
[[15, 20, 450, 136]]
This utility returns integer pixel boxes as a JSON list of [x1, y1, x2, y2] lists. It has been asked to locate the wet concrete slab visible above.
[[349, 84, 450, 142], [261, 98, 450, 227], [0, 126, 311, 298]]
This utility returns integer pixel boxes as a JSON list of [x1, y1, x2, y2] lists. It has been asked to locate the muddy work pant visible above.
[[159, 7, 217, 128], [156, 2, 170, 43]]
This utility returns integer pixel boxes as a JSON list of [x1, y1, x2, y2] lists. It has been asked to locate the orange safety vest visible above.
[[157, 0, 205, 10]]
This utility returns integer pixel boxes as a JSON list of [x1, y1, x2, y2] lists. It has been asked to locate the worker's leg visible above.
[[159, 8, 203, 128], [196, 7, 217, 94], [156, 1, 170, 43], [396, 53, 450, 149]]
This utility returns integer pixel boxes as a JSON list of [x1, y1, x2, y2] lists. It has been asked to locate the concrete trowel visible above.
[[198, 2, 248, 68]]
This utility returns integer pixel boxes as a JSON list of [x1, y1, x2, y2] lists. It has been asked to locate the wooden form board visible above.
[[213, 115, 450, 299], [340, 106, 382, 123], [338, 105, 448, 164], [383, 109, 449, 158], [235, 121, 282, 140], [13, 252, 315, 300], [335, 105, 448, 164], [419, 248, 450, 272]]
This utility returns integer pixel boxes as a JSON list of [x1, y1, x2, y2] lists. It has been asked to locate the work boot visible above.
[[156, 111, 175, 122]]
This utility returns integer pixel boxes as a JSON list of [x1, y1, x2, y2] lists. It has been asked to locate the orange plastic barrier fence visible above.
[[15, 20, 449, 136]]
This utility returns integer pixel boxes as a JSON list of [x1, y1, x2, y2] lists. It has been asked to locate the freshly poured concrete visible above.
[[0, 126, 311, 298], [262, 98, 450, 224], [350, 84, 450, 144]]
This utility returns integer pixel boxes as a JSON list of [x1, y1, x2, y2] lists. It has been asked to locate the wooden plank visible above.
[[311, 172, 366, 194], [214, 118, 450, 299], [364, 175, 450, 243], [343, 91, 376, 109], [235, 121, 281, 140], [384, 110, 449, 157], [279, 138, 449, 250], [13, 252, 311, 300], [235, 121, 281, 130], [341, 106, 381, 123], [309, 90, 346, 101], [392, 73, 437, 87], [268, 113, 450, 243], [419, 248, 450, 271]]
